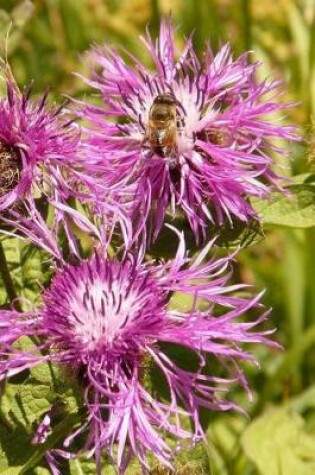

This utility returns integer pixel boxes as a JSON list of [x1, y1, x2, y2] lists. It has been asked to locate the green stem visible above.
[[0, 241, 20, 309], [150, 0, 160, 38], [308, 3, 315, 118], [241, 0, 252, 52]]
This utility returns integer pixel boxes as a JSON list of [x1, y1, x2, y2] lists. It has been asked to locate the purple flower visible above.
[[0, 232, 277, 473], [0, 67, 86, 250], [0, 67, 131, 252], [80, 20, 299, 242], [0, 68, 78, 213]]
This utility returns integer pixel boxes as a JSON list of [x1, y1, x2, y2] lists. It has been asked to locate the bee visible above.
[[147, 93, 182, 158]]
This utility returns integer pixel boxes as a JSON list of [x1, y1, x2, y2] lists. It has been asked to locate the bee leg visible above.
[[155, 146, 167, 157]]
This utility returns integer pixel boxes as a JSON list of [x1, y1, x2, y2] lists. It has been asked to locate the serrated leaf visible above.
[[241, 407, 315, 475], [252, 184, 315, 228]]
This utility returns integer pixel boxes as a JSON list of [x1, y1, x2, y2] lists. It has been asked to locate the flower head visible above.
[[0, 67, 87, 251], [0, 233, 276, 473], [80, 20, 299, 242], [0, 68, 78, 212], [0, 67, 130, 253]]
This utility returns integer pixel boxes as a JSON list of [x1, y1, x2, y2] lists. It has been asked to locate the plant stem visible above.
[[150, 0, 160, 38], [241, 0, 252, 52]]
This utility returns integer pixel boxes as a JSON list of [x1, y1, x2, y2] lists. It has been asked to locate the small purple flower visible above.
[[0, 67, 78, 213], [80, 20, 299, 242], [0, 67, 89, 251], [0, 67, 130, 252], [0, 232, 277, 473]]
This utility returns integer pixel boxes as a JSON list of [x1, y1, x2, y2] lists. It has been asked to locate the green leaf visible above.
[[0, 357, 83, 474], [206, 415, 248, 475], [260, 325, 315, 400], [290, 385, 315, 413], [0, 470, 23, 475], [19, 412, 81, 475], [252, 184, 315, 228], [241, 407, 315, 475], [0, 237, 52, 308]]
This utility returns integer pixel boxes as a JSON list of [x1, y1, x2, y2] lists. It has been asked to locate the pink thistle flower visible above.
[[0, 67, 131, 251], [0, 67, 91, 250], [0, 68, 78, 213], [80, 20, 299, 242], [0, 232, 277, 473]]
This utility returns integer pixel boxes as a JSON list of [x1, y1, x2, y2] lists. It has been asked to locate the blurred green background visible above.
[[0, 1, 314, 474]]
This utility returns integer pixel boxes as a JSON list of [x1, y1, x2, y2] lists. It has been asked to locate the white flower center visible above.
[[68, 278, 142, 349]]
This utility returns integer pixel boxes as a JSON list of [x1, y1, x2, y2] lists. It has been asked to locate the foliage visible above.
[[0, 0, 314, 474]]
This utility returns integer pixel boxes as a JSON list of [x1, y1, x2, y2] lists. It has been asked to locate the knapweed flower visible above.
[[80, 19, 299, 242], [0, 66, 85, 249], [0, 232, 277, 473], [0, 67, 78, 212], [0, 66, 131, 249]]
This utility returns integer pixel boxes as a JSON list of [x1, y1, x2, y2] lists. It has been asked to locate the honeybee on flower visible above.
[[79, 19, 299, 244]]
